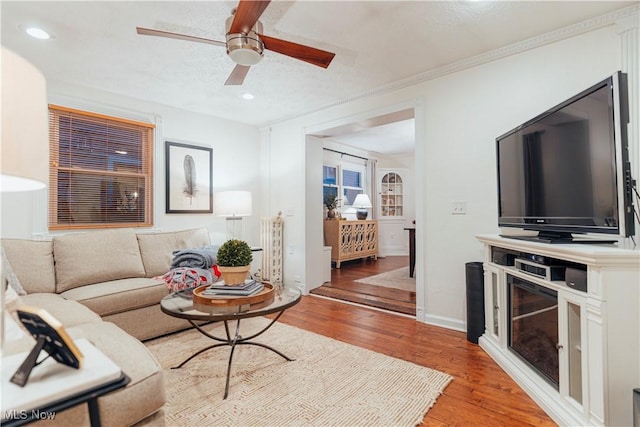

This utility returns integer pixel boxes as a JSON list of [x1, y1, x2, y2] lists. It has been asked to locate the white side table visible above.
[[2, 338, 127, 426]]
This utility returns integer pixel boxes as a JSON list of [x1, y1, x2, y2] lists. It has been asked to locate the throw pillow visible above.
[[4, 285, 24, 313], [4, 310, 27, 342], [1, 246, 27, 296]]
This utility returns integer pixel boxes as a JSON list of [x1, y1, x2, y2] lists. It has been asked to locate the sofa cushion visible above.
[[137, 228, 210, 277], [53, 228, 146, 292], [60, 277, 167, 317], [21, 293, 102, 327], [103, 304, 190, 342], [1, 239, 56, 294]]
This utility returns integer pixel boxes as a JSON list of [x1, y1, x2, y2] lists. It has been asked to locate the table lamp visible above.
[[214, 191, 252, 239], [352, 194, 372, 220], [1, 47, 49, 353]]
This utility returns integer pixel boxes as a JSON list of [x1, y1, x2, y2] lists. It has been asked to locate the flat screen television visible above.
[[496, 71, 635, 243]]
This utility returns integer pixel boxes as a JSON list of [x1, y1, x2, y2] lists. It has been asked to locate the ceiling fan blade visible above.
[[136, 27, 226, 47], [225, 65, 251, 85], [259, 34, 335, 69], [229, 0, 271, 34]]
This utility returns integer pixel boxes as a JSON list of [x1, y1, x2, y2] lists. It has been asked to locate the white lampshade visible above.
[[214, 191, 252, 217], [352, 194, 373, 208], [1, 47, 49, 353], [1, 47, 49, 192], [352, 194, 372, 220]]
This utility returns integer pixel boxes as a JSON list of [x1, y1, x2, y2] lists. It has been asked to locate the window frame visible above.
[[341, 165, 365, 206], [48, 104, 155, 230], [322, 160, 366, 208]]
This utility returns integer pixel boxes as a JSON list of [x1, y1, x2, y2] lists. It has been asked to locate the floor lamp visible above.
[[213, 191, 252, 240], [1, 47, 50, 353]]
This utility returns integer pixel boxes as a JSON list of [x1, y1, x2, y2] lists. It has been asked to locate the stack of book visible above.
[[201, 279, 264, 298]]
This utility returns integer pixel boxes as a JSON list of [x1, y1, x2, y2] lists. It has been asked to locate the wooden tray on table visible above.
[[192, 282, 274, 308]]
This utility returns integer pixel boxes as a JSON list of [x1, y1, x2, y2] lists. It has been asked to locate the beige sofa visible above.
[[2, 227, 211, 426]]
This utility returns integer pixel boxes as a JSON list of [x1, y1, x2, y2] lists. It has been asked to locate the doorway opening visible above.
[[310, 256, 416, 315], [306, 104, 421, 316]]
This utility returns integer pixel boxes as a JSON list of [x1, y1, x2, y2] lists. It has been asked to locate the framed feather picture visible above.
[[165, 141, 213, 213]]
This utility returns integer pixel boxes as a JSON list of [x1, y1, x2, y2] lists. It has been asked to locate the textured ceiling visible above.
[[1, 1, 636, 142]]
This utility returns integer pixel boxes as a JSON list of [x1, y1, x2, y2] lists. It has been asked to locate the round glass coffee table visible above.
[[160, 284, 301, 399]]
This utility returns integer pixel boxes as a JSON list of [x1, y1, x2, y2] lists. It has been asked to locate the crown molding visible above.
[[268, 4, 639, 128], [336, 5, 640, 108]]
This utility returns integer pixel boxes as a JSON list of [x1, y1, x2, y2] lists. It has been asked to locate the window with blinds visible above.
[[342, 168, 363, 205], [48, 105, 154, 230]]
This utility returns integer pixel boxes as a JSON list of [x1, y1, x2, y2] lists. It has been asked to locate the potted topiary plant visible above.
[[324, 193, 340, 219], [216, 239, 253, 285]]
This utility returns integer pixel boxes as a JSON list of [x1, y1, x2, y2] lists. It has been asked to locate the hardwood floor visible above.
[[274, 296, 556, 426], [310, 256, 416, 315]]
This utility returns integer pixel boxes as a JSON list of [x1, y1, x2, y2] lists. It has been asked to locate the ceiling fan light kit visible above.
[[136, 0, 335, 85], [225, 16, 264, 66]]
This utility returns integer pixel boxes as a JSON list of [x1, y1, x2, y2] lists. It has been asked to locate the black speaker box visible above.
[[565, 267, 588, 292], [465, 262, 485, 344]]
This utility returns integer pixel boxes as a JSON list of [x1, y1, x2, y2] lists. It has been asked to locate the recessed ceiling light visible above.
[[241, 93, 255, 100], [25, 27, 51, 40]]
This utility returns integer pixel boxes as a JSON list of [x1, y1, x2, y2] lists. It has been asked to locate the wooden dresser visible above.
[[323, 220, 378, 268]]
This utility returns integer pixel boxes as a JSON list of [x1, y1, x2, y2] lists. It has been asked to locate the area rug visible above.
[[140, 318, 452, 426], [355, 266, 416, 291]]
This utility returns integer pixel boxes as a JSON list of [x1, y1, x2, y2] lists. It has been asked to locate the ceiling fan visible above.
[[136, 0, 336, 86]]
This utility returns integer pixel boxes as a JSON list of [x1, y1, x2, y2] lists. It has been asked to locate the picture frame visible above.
[[165, 141, 213, 213], [11, 306, 83, 386]]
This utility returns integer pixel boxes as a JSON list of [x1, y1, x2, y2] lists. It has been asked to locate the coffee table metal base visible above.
[[171, 311, 293, 399]]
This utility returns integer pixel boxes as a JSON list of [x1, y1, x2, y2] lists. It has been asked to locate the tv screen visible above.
[[496, 72, 634, 243]]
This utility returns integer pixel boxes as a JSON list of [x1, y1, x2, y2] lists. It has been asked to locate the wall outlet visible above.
[[451, 201, 467, 215], [288, 245, 295, 255]]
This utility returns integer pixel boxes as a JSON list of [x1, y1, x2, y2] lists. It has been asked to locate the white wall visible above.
[[264, 24, 633, 330], [423, 26, 623, 328], [1, 83, 262, 246], [305, 136, 325, 291]]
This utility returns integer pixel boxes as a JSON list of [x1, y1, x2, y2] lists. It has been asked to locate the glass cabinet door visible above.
[[567, 301, 582, 404], [380, 172, 403, 217], [559, 293, 585, 408]]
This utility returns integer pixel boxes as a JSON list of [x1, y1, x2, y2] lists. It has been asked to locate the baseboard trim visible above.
[[421, 313, 466, 332]]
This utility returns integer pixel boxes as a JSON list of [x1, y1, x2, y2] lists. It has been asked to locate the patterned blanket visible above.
[[159, 267, 220, 292]]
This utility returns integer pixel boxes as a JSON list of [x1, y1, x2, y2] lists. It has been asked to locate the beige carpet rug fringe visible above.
[[140, 317, 452, 426]]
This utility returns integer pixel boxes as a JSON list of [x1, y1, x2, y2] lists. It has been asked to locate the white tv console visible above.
[[476, 234, 640, 426]]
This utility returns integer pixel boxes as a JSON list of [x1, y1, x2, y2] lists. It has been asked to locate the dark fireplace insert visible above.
[[507, 274, 559, 388]]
